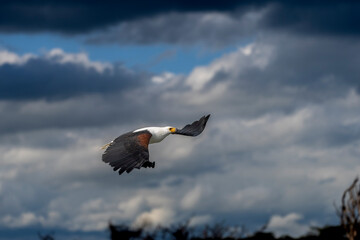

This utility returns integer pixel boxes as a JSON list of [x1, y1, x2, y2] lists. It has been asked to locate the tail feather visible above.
[[101, 141, 113, 150]]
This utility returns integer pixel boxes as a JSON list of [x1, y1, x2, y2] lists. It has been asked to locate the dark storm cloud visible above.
[[85, 12, 258, 47], [0, 57, 149, 100], [262, 1, 360, 36], [1, 0, 359, 39], [85, 1, 360, 47], [0, 0, 255, 33]]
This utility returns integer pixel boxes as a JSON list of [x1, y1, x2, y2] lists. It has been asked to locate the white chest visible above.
[[149, 132, 167, 144]]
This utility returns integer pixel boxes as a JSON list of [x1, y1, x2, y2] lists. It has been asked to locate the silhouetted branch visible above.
[[337, 177, 360, 240], [109, 223, 142, 240]]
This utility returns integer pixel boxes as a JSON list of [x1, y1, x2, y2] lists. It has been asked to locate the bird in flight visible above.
[[102, 114, 210, 175]]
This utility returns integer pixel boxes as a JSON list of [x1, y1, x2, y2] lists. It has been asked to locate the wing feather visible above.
[[102, 130, 152, 175]]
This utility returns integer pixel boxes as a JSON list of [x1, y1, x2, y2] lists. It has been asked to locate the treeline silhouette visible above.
[[38, 222, 350, 240], [38, 177, 360, 240], [106, 222, 349, 240]]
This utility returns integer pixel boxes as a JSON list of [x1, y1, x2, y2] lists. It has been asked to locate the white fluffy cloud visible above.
[[185, 42, 273, 91], [0, 49, 34, 66], [132, 208, 175, 229], [45, 48, 113, 73], [266, 213, 312, 238], [0, 48, 112, 73]]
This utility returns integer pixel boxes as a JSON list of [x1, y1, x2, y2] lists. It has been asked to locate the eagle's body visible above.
[[102, 115, 210, 175]]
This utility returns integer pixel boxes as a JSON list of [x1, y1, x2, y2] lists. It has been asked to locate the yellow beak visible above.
[[170, 127, 176, 133]]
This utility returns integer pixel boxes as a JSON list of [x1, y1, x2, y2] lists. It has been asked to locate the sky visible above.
[[1, 0, 360, 239]]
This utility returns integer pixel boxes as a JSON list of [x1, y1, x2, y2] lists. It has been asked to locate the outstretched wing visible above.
[[175, 114, 210, 136], [102, 130, 152, 175]]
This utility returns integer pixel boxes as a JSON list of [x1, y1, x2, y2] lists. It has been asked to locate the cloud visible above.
[[188, 215, 213, 227], [85, 1, 360, 46], [1, 1, 359, 44], [0, 48, 148, 101], [45, 48, 113, 73], [1, 212, 39, 228], [117, 196, 145, 219], [0, 49, 34, 66], [261, 1, 360, 37], [1, 211, 61, 229], [86, 11, 261, 47], [185, 42, 273, 91], [266, 213, 312, 238], [132, 208, 175, 229], [2, 32, 360, 238], [231, 186, 271, 210], [0, 1, 252, 34], [181, 185, 204, 210]]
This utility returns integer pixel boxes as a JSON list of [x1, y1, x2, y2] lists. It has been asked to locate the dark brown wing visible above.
[[175, 114, 210, 136], [102, 130, 152, 175]]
